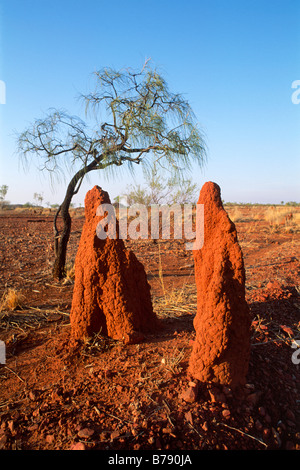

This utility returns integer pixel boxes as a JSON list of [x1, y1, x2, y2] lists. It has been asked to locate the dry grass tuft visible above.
[[153, 284, 197, 318], [264, 206, 300, 232], [62, 262, 75, 285], [0, 288, 25, 313], [161, 346, 187, 374], [228, 207, 244, 223]]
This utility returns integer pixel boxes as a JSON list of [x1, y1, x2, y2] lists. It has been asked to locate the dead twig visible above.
[[216, 421, 267, 448], [5, 366, 25, 383]]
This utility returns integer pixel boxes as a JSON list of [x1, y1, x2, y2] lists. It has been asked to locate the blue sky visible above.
[[0, 0, 299, 205]]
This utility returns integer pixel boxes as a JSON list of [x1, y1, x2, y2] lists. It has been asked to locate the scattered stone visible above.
[[180, 384, 199, 403], [201, 421, 209, 432], [280, 325, 294, 336], [184, 411, 193, 425], [100, 431, 109, 441], [77, 427, 95, 439], [110, 430, 120, 440], [208, 385, 226, 403], [46, 434, 54, 444], [28, 391, 36, 401], [222, 409, 231, 419], [70, 185, 158, 344], [188, 182, 251, 388], [70, 442, 86, 450], [7, 421, 14, 433]]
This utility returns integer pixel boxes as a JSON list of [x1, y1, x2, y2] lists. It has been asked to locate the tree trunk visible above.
[[53, 188, 73, 280], [52, 155, 102, 280]]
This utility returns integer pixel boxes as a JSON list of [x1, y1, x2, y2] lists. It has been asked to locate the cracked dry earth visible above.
[[0, 205, 299, 451]]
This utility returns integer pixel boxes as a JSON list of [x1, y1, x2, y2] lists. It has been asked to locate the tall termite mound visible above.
[[70, 185, 157, 345], [188, 181, 251, 388]]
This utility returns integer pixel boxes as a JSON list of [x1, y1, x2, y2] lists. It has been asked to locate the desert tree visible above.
[[0, 185, 8, 201], [124, 164, 199, 206], [33, 192, 44, 206], [0, 185, 9, 209], [17, 61, 207, 279]]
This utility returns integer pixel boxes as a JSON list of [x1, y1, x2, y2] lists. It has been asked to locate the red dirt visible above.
[[188, 182, 251, 388], [0, 203, 299, 450], [70, 186, 157, 345]]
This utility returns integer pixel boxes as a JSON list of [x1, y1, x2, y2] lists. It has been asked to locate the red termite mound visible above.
[[188, 181, 251, 388], [70, 185, 157, 345]]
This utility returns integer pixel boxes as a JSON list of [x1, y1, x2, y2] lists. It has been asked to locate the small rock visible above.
[[46, 434, 54, 444], [78, 427, 94, 439], [162, 427, 172, 434], [110, 430, 120, 440], [148, 436, 155, 444], [280, 325, 294, 336], [29, 391, 36, 401], [8, 420, 14, 432], [188, 381, 197, 387], [180, 385, 198, 403], [184, 411, 193, 425], [263, 428, 270, 439], [27, 424, 38, 432], [222, 409, 230, 419], [100, 431, 109, 441], [70, 442, 86, 450], [201, 421, 209, 432], [208, 387, 226, 404]]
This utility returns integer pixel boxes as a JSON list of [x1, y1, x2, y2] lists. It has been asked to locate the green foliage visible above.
[[285, 201, 300, 206], [33, 192, 44, 206], [123, 164, 198, 205], [17, 61, 207, 186], [0, 185, 8, 201]]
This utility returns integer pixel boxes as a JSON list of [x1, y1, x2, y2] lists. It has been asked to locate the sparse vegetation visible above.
[[0, 288, 25, 313], [123, 164, 198, 206]]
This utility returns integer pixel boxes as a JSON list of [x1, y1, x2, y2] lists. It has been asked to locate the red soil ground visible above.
[[0, 206, 299, 450]]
